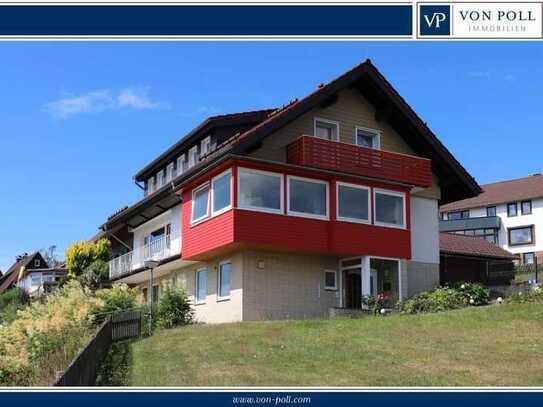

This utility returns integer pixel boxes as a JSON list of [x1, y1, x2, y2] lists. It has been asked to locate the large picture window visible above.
[[336, 182, 370, 223], [508, 226, 534, 246], [238, 168, 283, 214], [287, 176, 328, 220], [374, 189, 406, 228], [191, 183, 210, 224], [212, 170, 232, 216], [218, 262, 232, 298]]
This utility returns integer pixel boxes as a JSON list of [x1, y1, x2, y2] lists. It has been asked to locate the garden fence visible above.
[[54, 308, 142, 386]]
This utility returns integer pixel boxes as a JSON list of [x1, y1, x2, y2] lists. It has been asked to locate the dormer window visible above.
[[176, 154, 186, 176], [356, 126, 381, 149], [201, 136, 211, 157], [166, 163, 174, 183], [147, 177, 155, 195], [156, 170, 164, 189], [188, 146, 198, 168]]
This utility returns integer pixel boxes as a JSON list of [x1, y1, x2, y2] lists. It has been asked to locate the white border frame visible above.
[[166, 162, 175, 183], [368, 256, 403, 303], [211, 169, 233, 217], [336, 181, 371, 224], [314, 117, 340, 142], [200, 136, 211, 157], [373, 188, 407, 229], [355, 125, 381, 150], [237, 167, 284, 215], [188, 145, 198, 168], [195, 267, 207, 305], [324, 269, 338, 291], [176, 153, 186, 177], [190, 181, 210, 225], [217, 260, 232, 301], [287, 175, 329, 221]]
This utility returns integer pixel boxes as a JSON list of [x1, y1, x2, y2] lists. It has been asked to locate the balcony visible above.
[[440, 216, 501, 233], [287, 135, 432, 188], [109, 234, 172, 280]]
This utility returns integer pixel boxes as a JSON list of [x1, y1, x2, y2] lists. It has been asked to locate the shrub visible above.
[[96, 283, 139, 314], [456, 282, 490, 306], [78, 259, 109, 289], [505, 285, 543, 304], [0, 287, 29, 311], [361, 293, 390, 315], [0, 281, 103, 386], [402, 287, 467, 314], [156, 285, 193, 329], [65, 239, 110, 279]]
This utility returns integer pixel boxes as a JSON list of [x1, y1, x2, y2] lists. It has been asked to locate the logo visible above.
[[420, 5, 451, 35]]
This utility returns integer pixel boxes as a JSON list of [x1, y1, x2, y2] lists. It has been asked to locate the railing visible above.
[[287, 135, 432, 188], [439, 216, 501, 233], [109, 234, 171, 280]]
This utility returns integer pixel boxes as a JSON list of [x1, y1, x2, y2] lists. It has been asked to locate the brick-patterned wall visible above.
[[241, 250, 340, 321]]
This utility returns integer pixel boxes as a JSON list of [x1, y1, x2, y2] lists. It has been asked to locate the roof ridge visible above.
[[482, 173, 543, 187]]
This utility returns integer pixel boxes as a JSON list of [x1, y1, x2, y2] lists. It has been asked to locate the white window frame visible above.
[[355, 126, 381, 149], [176, 154, 186, 176], [211, 169, 232, 217], [314, 117, 340, 141], [34, 259, 41, 267], [191, 182, 210, 225], [188, 146, 198, 168], [336, 181, 371, 224], [156, 170, 165, 189], [373, 188, 407, 229], [217, 260, 232, 300], [201, 136, 211, 157], [196, 268, 207, 304], [166, 163, 174, 183], [237, 167, 284, 215], [287, 175, 329, 221], [147, 176, 155, 194], [324, 269, 337, 291]]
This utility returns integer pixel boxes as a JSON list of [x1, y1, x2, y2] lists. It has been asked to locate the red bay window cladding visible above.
[[180, 161, 411, 261]]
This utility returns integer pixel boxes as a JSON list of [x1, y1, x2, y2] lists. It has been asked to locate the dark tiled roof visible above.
[[441, 174, 543, 212], [440, 233, 517, 260], [0, 252, 45, 293]]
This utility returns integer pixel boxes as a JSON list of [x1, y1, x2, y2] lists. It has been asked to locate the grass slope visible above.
[[128, 303, 543, 386]]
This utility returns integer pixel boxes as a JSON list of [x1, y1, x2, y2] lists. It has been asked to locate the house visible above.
[[101, 59, 480, 322], [0, 252, 67, 297], [440, 174, 543, 266], [439, 233, 516, 287]]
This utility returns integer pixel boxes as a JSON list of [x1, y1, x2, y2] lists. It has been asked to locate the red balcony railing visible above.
[[287, 135, 432, 188]]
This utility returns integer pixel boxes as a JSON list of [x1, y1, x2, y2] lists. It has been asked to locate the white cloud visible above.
[[178, 105, 221, 117], [44, 87, 164, 119]]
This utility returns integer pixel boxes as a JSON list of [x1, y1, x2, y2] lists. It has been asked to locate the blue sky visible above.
[[1, 41, 542, 271]]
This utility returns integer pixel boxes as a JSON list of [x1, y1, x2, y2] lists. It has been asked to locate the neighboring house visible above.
[[0, 252, 67, 297], [102, 59, 480, 323], [439, 233, 516, 287], [440, 174, 543, 266]]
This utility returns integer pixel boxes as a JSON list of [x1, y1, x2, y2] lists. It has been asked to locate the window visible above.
[[196, 269, 207, 302], [507, 202, 518, 217], [523, 252, 535, 265], [200, 136, 211, 157], [34, 259, 40, 267], [448, 210, 470, 220], [374, 189, 406, 228], [355, 126, 380, 149], [166, 163, 174, 183], [142, 287, 148, 303], [147, 176, 155, 195], [176, 154, 186, 176], [486, 206, 496, 217], [218, 262, 231, 298], [152, 285, 159, 304], [238, 168, 283, 214], [188, 146, 198, 168], [156, 170, 164, 189], [522, 200, 532, 215], [314, 118, 339, 141], [288, 176, 328, 220], [324, 270, 337, 290], [212, 170, 232, 216], [508, 226, 534, 246], [31, 274, 41, 286], [336, 182, 370, 223], [440, 212, 446, 220], [191, 183, 210, 224]]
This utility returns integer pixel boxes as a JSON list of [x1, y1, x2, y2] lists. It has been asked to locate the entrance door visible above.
[[344, 270, 361, 309]]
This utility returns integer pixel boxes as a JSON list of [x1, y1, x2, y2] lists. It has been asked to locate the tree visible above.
[[65, 239, 111, 279], [78, 259, 109, 289], [40, 245, 62, 268]]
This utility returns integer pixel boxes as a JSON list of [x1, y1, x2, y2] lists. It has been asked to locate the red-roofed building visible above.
[[99, 60, 480, 322]]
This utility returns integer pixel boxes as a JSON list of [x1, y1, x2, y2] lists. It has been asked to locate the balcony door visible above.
[[144, 224, 171, 260]]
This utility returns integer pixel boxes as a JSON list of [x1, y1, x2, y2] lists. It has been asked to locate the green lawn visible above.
[[126, 303, 543, 387]]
